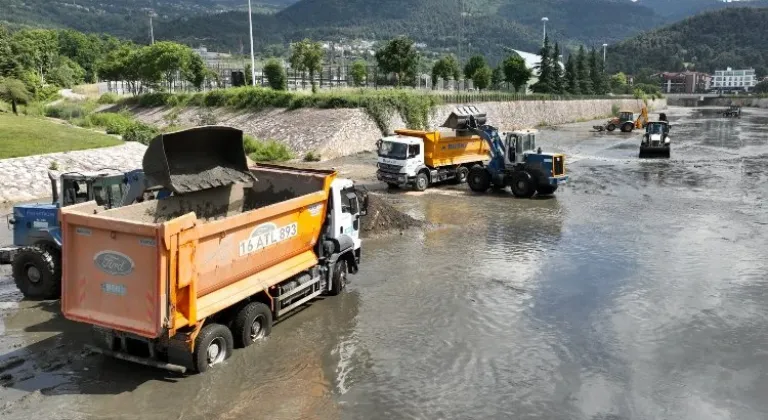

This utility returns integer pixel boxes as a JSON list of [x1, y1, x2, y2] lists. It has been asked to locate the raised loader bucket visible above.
[[142, 126, 257, 194]]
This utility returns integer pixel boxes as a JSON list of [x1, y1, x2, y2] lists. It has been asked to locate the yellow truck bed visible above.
[[394, 129, 490, 168], [60, 164, 336, 339]]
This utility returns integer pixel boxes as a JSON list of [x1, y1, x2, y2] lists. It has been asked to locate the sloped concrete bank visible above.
[[132, 98, 666, 161]]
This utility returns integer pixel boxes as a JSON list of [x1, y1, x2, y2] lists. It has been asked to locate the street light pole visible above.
[[602, 43, 608, 64], [541, 17, 549, 43], [247, 0, 256, 87]]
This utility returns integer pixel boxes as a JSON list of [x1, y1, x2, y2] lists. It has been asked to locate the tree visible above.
[[0, 78, 31, 115], [350, 60, 368, 87], [491, 66, 504, 90], [502, 53, 532, 93], [551, 43, 564, 94], [0, 26, 21, 78], [289, 39, 324, 93], [431, 55, 460, 88], [463, 55, 487, 80], [610, 72, 628, 92], [564, 55, 578, 94], [143, 41, 192, 92], [184, 53, 208, 91], [11, 29, 59, 84], [375, 36, 419, 87], [262, 58, 287, 90], [47, 56, 85, 88], [531, 35, 554, 93], [589, 47, 608, 95], [576, 46, 592, 94], [754, 80, 768, 94], [472, 65, 493, 91]]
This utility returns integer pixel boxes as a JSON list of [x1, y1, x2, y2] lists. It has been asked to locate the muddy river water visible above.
[[1, 106, 767, 420]]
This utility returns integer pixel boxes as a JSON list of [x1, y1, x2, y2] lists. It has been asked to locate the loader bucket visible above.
[[441, 105, 487, 130], [142, 126, 257, 194], [639, 146, 670, 159]]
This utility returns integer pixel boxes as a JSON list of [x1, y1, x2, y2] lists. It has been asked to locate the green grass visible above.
[[0, 114, 122, 159], [244, 135, 293, 162]]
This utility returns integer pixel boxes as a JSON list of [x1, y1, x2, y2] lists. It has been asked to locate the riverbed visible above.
[[1, 106, 767, 420]]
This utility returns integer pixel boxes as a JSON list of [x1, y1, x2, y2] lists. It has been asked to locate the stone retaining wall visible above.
[[133, 98, 667, 161]]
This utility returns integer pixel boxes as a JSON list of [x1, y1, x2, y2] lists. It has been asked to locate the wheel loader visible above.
[[593, 104, 649, 133]]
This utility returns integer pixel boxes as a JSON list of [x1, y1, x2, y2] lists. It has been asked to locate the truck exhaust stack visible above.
[[142, 126, 257, 194]]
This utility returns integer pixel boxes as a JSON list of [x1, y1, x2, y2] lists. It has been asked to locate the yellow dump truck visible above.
[[59, 126, 368, 373], [376, 106, 491, 191]]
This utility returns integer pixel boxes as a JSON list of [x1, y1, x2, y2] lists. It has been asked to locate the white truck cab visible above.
[[329, 178, 366, 264], [375, 135, 424, 187]]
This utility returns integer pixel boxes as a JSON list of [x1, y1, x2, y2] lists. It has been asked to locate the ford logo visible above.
[[94, 251, 135, 276]]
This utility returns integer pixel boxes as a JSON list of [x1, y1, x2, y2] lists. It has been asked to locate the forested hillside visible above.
[[638, 0, 768, 19], [606, 7, 768, 76]]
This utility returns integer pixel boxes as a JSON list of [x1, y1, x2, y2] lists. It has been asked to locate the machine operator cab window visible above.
[[506, 133, 519, 163], [506, 132, 537, 164], [61, 178, 91, 206], [408, 144, 420, 159]]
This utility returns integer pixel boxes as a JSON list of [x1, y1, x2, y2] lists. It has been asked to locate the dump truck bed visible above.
[[395, 129, 490, 168], [60, 164, 336, 339]]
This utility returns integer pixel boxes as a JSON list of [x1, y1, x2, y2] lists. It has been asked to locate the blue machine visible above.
[[0, 169, 170, 300], [444, 107, 568, 198]]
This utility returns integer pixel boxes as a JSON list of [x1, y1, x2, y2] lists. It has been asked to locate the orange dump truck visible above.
[[376, 107, 491, 191], [59, 126, 368, 373]]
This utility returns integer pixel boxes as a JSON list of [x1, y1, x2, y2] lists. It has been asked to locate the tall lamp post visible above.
[[541, 17, 549, 43], [247, 0, 256, 86], [602, 43, 608, 64]]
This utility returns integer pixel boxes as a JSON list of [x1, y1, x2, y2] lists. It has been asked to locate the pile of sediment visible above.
[[361, 194, 425, 238]]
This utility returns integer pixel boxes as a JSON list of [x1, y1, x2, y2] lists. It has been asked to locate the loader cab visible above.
[[54, 171, 127, 209], [619, 111, 634, 122], [504, 130, 538, 165]]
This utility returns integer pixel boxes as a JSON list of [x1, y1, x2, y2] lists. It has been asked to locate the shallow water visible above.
[[1, 106, 767, 420]]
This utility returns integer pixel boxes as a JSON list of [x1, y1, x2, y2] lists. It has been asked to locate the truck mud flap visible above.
[[142, 126, 257, 194], [85, 344, 187, 374]]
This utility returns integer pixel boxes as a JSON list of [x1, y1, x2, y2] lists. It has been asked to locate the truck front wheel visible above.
[[467, 165, 491, 192], [232, 302, 272, 348], [414, 173, 429, 191], [329, 259, 348, 296], [193, 323, 233, 373], [12, 246, 61, 300]]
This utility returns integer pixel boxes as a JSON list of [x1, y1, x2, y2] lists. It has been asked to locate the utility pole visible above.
[[149, 13, 155, 45], [541, 17, 548, 44], [247, 0, 256, 86], [603, 43, 608, 64]]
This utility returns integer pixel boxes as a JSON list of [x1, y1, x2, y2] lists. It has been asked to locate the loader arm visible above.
[[466, 116, 506, 172], [635, 104, 649, 129]]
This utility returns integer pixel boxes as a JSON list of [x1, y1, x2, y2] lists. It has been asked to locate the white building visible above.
[[712, 67, 757, 91], [509, 49, 565, 93]]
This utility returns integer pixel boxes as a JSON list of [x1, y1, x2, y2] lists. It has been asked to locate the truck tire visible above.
[[193, 323, 233, 373], [329, 259, 348, 296], [621, 122, 634, 133], [606, 124, 616, 132], [453, 166, 469, 184], [11, 245, 61, 300], [537, 184, 558, 195], [413, 172, 429, 191], [467, 165, 491, 192], [232, 302, 272, 348], [510, 171, 536, 198]]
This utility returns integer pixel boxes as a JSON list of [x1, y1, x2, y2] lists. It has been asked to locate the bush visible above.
[[45, 101, 96, 120], [303, 151, 321, 162], [246, 138, 294, 162], [97, 92, 119, 104], [197, 108, 217, 125], [123, 123, 159, 145], [86, 112, 136, 135], [611, 103, 620, 116]]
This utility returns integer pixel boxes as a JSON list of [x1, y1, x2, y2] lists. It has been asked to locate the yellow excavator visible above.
[[635, 102, 649, 129], [593, 102, 649, 133]]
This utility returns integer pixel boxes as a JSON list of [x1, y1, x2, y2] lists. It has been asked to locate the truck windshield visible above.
[[378, 141, 408, 159]]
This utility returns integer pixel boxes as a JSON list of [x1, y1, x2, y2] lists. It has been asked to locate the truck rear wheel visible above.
[[329, 259, 348, 296], [510, 171, 536, 198], [193, 323, 233, 373], [413, 173, 429, 191], [467, 165, 491, 192], [232, 302, 272, 348], [454, 166, 469, 184], [11, 245, 61, 300]]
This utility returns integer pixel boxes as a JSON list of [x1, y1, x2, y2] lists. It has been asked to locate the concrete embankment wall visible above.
[[132, 98, 666, 161]]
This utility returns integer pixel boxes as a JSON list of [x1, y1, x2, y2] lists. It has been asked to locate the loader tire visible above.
[[467, 165, 491, 192], [193, 323, 233, 373], [329, 259, 348, 296], [232, 302, 272, 348], [12, 245, 61, 300], [621, 122, 634, 133], [510, 171, 536, 198], [606, 124, 616, 132]]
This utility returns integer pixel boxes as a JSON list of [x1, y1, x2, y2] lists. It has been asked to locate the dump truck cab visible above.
[[376, 133, 424, 187]]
